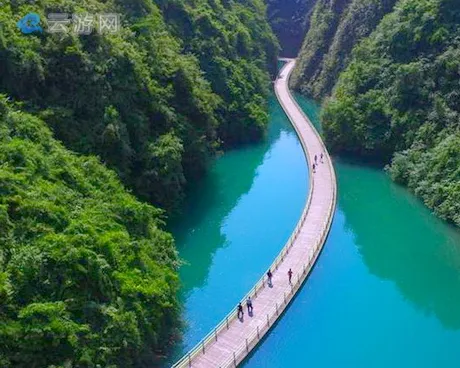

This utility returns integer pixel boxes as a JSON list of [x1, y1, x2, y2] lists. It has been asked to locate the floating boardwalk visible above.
[[172, 58, 337, 368]]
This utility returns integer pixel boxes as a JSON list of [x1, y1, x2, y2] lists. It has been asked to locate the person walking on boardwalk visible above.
[[320, 153, 324, 163], [288, 268, 293, 284], [312, 163, 316, 173], [237, 302, 244, 319], [267, 269, 273, 287], [246, 296, 253, 314], [314, 154, 318, 165]]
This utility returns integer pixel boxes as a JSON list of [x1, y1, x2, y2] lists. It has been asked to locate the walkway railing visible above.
[[172, 59, 337, 368]]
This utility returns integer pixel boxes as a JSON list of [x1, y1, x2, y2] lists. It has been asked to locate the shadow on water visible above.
[[300, 93, 460, 328], [242, 95, 460, 368], [336, 158, 460, 329], [163, 91, 308, 365], [169, 95, 286, 293], [296, 93, 460, 329], [296, 95, 460, 329], [163, 122, 271, 366]]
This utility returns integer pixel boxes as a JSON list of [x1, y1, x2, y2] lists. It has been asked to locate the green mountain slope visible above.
[[323, 0, 460, 226], [158, 0, 279, 146], [0, 0, 279, 365], [290, 0, 396, 99], [0, 0, 278, 213], [0, 97, 179, 367]]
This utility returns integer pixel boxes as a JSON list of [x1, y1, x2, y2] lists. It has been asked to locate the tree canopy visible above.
[[0, 0, 278, 365], [0, 97, 179, 367], [290, 0, 396, 99], [322, 0, 460, 226], [265, 0, 316, 57], [0, 0, 278, 214]]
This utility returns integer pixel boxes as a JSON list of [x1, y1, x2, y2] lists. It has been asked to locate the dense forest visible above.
[[0, 97, 179, 366], [322, 0, 460, 226], [290, 0, 396, 99], [0, 0, 278, 366], [0, 0, 278, 214]]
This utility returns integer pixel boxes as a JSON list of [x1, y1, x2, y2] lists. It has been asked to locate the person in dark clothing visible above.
[[288, 268, 293, 284], [267, 269, 273, 287], [320, 153, 324, 163], [312, 163, 316, 173], [246, 296, 253, 314], [237, 302, 244, 319], [314, 154, 318, 165]]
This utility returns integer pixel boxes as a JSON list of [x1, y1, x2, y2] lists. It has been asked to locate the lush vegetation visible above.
[[0, 97, 179, 367], [158, 0, 279, 147], [323, 0, 460, 226], [0, 0, 279, 366], [290, 0, 396, 99], [266, 0, 316, 57], [0, 0, 278, 214]]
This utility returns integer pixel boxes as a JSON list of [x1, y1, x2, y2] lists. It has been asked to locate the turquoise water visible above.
[[242, 96, 460, 367], [165, 93, 309, 364], [167, 81, 460, 367]]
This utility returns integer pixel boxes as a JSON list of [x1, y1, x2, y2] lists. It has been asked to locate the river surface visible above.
[[165, 92, 309, 365], [243, 96, 460, 367], [167, 88, 460, 367]]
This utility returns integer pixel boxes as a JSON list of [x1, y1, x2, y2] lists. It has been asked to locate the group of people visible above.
[[236, 267, 294, 320], [312, 152, 324, 174], [236, 154, 326, 321]]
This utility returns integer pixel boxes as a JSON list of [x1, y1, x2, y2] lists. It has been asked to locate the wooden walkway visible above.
[[172, 58, 337, 368]]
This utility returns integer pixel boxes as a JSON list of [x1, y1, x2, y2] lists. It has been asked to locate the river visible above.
[[243, 96, 460, 367], [167, 88, 460, 367], [165, 92, 308, 365]]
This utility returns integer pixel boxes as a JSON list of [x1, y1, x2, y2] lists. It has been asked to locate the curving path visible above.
[[172, 58, 337, 368]]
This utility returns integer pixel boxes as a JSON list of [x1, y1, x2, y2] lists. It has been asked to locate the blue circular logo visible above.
[[17, 13, 43, 34]]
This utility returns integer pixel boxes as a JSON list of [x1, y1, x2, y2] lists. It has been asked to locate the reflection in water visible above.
[[244, 96, 460, 368], [297, 93, 460, 329], [164, 94, 308, 365], [337, 158, 460, 330], [171, 96, 285, 293]]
